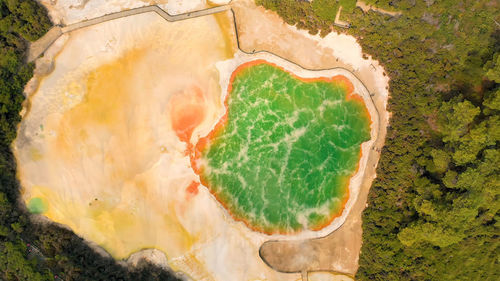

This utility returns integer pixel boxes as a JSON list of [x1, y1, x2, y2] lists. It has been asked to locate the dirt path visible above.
[[28, 4, 230, 62], [334, 6, 349, 28], [27, 26, 62, 62]]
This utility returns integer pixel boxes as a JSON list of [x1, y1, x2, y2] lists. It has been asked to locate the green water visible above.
[[28, 197, 47, 214], [201, 62, 370, 233]]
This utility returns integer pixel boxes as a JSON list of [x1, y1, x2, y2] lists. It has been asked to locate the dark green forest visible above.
[[0, 0, 180, 280], [256, 0, 499, 280]]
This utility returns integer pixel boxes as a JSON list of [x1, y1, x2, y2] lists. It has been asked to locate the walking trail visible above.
[[28, 4, 230, 62]]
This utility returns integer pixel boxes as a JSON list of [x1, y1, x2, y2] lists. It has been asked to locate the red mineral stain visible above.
[[186, 181, 200, 196], [169, 86, 206, 145]]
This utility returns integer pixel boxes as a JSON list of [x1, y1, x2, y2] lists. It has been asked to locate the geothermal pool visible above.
[[27, 197, 48, 214], [16, 2, 386, 279], [194, 60, 371, 234]]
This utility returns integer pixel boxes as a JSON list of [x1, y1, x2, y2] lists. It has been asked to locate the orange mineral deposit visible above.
[[169, 86, 207, 144]]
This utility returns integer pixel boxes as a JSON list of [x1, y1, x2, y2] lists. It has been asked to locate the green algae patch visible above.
[[27, 197, 48, 214], [195, 60, 371, 234]]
